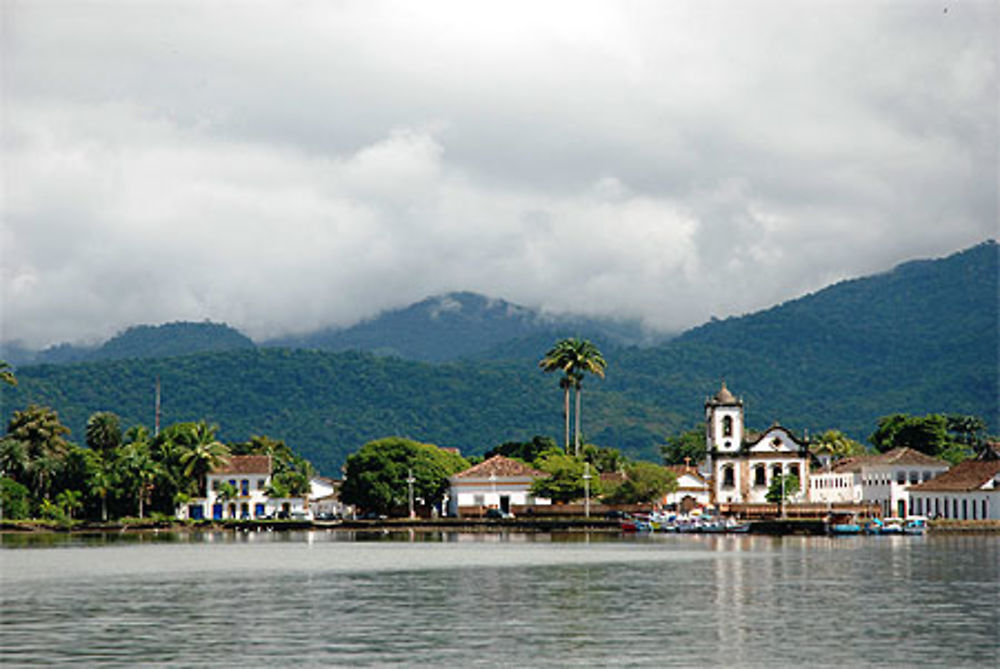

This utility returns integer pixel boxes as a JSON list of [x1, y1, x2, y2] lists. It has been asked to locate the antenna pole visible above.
[[155, 376, 161, 437]]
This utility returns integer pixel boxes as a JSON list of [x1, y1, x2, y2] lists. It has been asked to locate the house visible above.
[[808, 448, 950, 517], [309, 476, 351, 519], [178, 455, 310, 520], [907, 459, 1000, 520], [447, 455, 551, 517], [662, 464, 710, 511], [705, 383, 811, 505]]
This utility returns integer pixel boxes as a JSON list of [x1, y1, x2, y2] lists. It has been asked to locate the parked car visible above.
[[604, 510, 630, 520]]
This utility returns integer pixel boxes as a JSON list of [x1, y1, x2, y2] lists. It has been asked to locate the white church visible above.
[[704, 382, 811, 506]]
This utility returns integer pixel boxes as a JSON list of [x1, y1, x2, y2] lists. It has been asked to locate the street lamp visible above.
[[583, 462, 592, 518], [406, 468, 416, 519]]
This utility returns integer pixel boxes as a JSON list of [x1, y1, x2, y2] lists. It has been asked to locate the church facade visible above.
[[705, 383, 811, 505]]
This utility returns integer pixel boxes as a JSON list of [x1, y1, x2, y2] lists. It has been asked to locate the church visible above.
[[704, 382, 811, 505]]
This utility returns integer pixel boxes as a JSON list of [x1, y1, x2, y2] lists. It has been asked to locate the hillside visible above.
[[2, 241, 996, 473], [262, 291, 662, 361]]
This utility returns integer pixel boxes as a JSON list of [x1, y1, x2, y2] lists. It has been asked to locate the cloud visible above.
[[2, 0, 996, 347]]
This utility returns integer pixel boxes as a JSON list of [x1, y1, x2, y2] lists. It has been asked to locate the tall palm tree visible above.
[[85, 412, 122, 456], [177, 422, 230, 496], [539, 340, 578, 452], [539, 338, 607, 456], [0, 360, 16, 387]]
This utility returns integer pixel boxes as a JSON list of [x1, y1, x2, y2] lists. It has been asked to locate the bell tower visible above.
[[705, 381, 744, 453]]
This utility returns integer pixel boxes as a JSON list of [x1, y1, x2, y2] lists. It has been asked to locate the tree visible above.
[[56, 489, 83, 520], [661, 428, 706, 466], [85, 412, 122, 456], [484, 436, 559, 465], [603, 461, 676, 505], [870, 414, 953, 458], [116, 443, 160, 518], [87, 463, 113, 522], [6, 405, 72, 466], [810, 429, 867, 466], [173, 421, 230, 496], [340, 437, 469, 515], [582, 444, 627, 473], [0, 477, 30, 519], [529, 452, 601, 503], [766, 474, 800, 504], [0, 360, 16, 387], [539, 338, 606, 457]]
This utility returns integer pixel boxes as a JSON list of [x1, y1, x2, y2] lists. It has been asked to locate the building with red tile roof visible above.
[[908, 460, 1000, 520], [447, 455, 550, 517]]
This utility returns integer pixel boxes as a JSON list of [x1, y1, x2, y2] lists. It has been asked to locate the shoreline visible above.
[[4, 517, 999, 535]]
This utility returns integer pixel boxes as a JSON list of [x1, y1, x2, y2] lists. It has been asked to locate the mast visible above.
[[154, 376, 161, 437]]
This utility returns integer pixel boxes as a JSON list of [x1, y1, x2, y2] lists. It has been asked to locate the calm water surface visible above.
[[1, 530, 997, 666]]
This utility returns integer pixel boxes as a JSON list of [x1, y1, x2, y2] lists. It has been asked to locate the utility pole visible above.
[[583, 462, 592, 518], [406, 468, 416, 519], [154, 376, 162, 437]]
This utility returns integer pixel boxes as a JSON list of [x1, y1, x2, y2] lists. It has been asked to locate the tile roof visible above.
[[830, 447, 948, 472], [212, 455, 272, 475], [666, 465, 708, 484], [909, 460, 1000, 492], [452, 455, 545, 479]]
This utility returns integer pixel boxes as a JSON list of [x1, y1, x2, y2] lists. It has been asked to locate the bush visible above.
[[0, 477, 31, 520]]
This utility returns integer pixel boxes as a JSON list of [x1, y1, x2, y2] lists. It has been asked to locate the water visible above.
[[1, 531, 997, 666]]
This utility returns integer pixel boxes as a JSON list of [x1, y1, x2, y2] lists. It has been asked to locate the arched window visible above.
[[789, 464, 800, 480], [722, 415, 733, 437], [722, 465, 735, 488], [754, 465, 766, 487], [772, 464, 783, 480]]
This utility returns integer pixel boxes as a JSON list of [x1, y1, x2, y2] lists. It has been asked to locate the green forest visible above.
[[1, 241, 996, 475]]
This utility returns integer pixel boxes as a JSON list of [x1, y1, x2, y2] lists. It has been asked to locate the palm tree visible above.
[[56, 489, 83, 520], [87, 464, 113, 521], [0, 360, 16, 387], [539, 338, 606, 457], [85, 412, 122, 456], [177, 422, 230, 496]]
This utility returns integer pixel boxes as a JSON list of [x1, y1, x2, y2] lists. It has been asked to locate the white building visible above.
[[808, 448, 950, 517], [907, 459, 1000, 520], [178, 455, 310, 520], [662, 465, 710, 511], [447, 455, 551, 517], [309, 476, 351, 519], [705, 383, 811, 505]]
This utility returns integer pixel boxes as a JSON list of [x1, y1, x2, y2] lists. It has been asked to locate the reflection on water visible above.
[[1, 531, 997, 666]]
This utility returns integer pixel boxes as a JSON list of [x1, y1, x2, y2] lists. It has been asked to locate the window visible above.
[[962, 499, 968, 520], [909, 471, 919, 484], [896, 471, 906, 484], [473, 494, 485, 505], [914, 498, 922, 515], [754, 465, 766, 487], [983, 499, 988, 519], [212, 480, 219, 491], [789, 464, 800, 479], [922, 471, 932, 482], [772, 465, 783, 481], [257, 479, 266, 490], [722, 415, 733, 437], [722, 465, 735, 489], [241, 479, 249, 496]]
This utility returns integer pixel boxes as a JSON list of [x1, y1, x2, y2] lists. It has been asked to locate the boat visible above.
[[880, 517, 904, 535], [828, 512, 862, 535], [904, 516, 928, 535]]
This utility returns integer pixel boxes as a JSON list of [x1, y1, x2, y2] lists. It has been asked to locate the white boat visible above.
[[904, 516, 928, 535]]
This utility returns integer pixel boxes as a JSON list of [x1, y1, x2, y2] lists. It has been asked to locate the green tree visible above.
[[116, 443, 160, 518], [0, 360, 16, 387], [582, 444, 628, 473], [766, 473, 800, 504], [661, 428, 706, 466], [56, 489, 83, 520], [484, 436, 559, 465], [0, 477, 30, 519], [810, 429, 867, 465], [0, 438, 28, 484], [85, 412, 123, 456], [173, 421, 231, 496], [870, 414, 952, 458], [340, 437, 469, 515], [529, 452, 600, 503], [603, 461, 676, 504], [539, 338, 606, 457]]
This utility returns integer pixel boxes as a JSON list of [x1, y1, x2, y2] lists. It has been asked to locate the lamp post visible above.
[[780, 467, 786, 519], [583, 462, 592, 519], [406, 468, 416, 519]]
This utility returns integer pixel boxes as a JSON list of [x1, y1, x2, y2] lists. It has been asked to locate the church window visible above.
[[722, 416, 733, 437], [754, 465, 766, 487], [721, 465, 735, 489]]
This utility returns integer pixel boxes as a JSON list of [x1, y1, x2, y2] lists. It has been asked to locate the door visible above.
[[500, 496, 510, 513]]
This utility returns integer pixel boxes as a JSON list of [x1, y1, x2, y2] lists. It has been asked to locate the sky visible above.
[[2, 0, 997, 349]]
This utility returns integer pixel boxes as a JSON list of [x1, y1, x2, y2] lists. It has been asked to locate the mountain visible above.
[[262, 291, 665, 361], [2, 322, 255, 366], [2, 241, 996, 474]]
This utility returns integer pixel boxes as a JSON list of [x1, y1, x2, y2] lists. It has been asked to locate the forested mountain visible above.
[[3, 241, 996, 474], [262, 291, 661, 361], [2, 322, 255, 366]]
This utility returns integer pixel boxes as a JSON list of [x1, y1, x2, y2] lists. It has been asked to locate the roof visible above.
[[831, 447, 948, 473], [706, 381, 741, 406], [211, 455, 272, 475], [744, 424, 808, 452], [666, 465, 708, 484], [452, 455, 545, 479], [909, 460, 1000, 492]]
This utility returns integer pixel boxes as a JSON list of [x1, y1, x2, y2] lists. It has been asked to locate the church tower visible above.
[[705, 381, 744, 453]]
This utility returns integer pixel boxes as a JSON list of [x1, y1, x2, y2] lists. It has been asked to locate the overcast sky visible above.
[[2, 0, 997, 348]]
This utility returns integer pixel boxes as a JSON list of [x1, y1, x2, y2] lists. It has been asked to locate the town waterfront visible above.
[[1, 531, 998, 666]]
